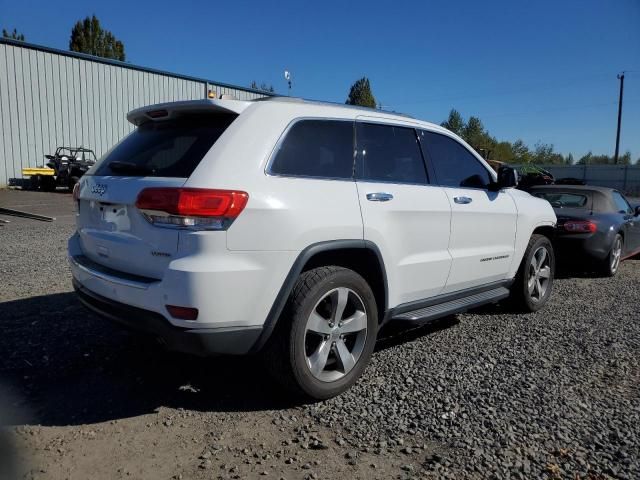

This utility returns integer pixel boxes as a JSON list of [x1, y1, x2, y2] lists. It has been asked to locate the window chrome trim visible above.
[[264, 116, 497, 190], [265, 116, 434, 186]]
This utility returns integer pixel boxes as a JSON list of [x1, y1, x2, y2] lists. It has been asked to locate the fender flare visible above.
[[249, 239, 388, 353]]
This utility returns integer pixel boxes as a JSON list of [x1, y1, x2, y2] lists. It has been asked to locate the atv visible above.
[[23, 147, 97, 191]]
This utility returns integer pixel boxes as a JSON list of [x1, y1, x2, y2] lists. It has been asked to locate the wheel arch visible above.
[[532, 225, 555, 240], [250, 240, 388, 353]]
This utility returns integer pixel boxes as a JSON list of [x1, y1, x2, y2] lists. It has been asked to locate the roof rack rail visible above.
[[253, 96, 413, 118]]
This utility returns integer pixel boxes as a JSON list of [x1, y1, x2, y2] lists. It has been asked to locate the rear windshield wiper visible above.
[[108, 161, 155, 175]]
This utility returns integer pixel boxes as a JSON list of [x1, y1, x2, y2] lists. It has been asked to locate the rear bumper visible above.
[[73, 279, 262, 356], [553, 233, 612, 261], [68, 231, 295, 330]]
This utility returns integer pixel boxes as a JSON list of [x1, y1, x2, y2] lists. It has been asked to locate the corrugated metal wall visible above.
[[0, 40, 267, 186]]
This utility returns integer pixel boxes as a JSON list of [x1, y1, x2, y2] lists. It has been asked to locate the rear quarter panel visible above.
[[185, 103, 365, 252]]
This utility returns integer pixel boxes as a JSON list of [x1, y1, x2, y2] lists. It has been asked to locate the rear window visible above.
[[92, 114, 236, 177], [534, 192, 589, 208]]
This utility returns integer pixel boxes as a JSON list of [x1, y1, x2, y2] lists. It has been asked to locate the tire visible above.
[[41, 176, 56, 192], [264, 266, 378, 400], [509, 234, 555, 312], [599, 233, 623, 277], [67, 176, 80, 191]]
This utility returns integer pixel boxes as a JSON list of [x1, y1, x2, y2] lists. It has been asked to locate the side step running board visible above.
[[391, 287, 510, 323]]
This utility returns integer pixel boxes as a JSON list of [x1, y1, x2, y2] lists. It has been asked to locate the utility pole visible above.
[[614, 72, 625, 163]]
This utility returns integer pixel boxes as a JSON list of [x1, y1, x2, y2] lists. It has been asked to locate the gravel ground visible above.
[[1, 189, 639, 480]]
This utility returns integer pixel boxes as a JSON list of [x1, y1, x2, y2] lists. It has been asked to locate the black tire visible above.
[[264, 266, 378, 400], [509, 234, 555, 312], [41, 176, 56, 192], [27, 175, 40, 191], [67, 176, 80, 191], [599, 233, 623, 277]]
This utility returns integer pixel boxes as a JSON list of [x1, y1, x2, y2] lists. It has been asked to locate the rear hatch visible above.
[[76, 100, 247, 279]]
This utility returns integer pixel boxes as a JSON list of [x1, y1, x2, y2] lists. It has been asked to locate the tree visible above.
[[345, 77, 376, 108], [439, 108, 579, 165], [511, 139, 532, 164], [69, 15, 125, 61], [441, 109, 465, 136], [463, 116, 484, 142], [530, 142, 566, 164], [462, 116, 495, 155], [2, 28, 25, 41], [492, 141, 515, 162], [250, 81, 275, 93]]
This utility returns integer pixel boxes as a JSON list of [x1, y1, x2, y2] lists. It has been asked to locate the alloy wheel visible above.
[[610, 237, 622, 273], [304, 287, 368, 382], [527, 246, 551, 302]]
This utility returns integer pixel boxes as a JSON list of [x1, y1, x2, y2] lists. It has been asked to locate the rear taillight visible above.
[[166, 305, 199, 320], [135, 188, 248, 230], [561, 220, 597, 233]]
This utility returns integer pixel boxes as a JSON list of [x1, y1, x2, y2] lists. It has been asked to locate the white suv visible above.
[[69, 97, 557, 399]]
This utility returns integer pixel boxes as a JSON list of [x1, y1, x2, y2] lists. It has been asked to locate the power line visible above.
[[390, 72, 617, 107], [479, 101, 620, 119]]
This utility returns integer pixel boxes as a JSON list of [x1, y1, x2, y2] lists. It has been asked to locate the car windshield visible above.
[[534, 192, 589, 208]]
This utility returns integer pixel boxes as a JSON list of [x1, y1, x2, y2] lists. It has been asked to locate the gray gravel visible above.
[[306, 260, 640, 478], [2, 189, 639, 479]]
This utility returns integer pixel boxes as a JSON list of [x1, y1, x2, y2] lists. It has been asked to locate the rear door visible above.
[[420, 130, 518, 293], [77, 112, 237, 279], [355, 119, 452, 306]]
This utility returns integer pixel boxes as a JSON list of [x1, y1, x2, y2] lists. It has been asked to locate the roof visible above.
[[251, 96, 450, 135], [128, 96, 449, 134], [529, 184, 618, 213], [0, 37, 273, 97], [255, 96, 415, 119]]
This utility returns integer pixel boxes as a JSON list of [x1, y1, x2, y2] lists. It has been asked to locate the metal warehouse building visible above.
[[0, 38, 269, 186]]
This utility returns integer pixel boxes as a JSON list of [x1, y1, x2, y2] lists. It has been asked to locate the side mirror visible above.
[[491, 165, 518, 190], [635, 206, 640, 217]]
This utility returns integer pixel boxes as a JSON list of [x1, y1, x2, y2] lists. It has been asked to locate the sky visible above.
[[2, 0, 639, 161]]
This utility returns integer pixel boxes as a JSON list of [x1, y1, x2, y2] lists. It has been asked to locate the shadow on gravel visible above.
[[376, 317, 460, 352], [1, 292, 459, 427], [554, 263, 604, 279], [1, 292, 297, 427]]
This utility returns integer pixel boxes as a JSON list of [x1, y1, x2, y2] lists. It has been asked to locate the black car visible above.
[[529, 185, 640, 276]]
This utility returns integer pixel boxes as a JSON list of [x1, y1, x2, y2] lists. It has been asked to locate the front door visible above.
[[419, 130, 518, 293]]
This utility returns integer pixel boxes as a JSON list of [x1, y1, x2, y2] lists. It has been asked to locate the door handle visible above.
[[366, 192, 394, 202], [453, 196, 473, 204]]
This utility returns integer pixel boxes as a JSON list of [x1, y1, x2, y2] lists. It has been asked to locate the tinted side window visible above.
[[270, 120, 354, 179], [612, 192, 632, 213], [355, 123, 427, 184], [421, 131, 492, 188]]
